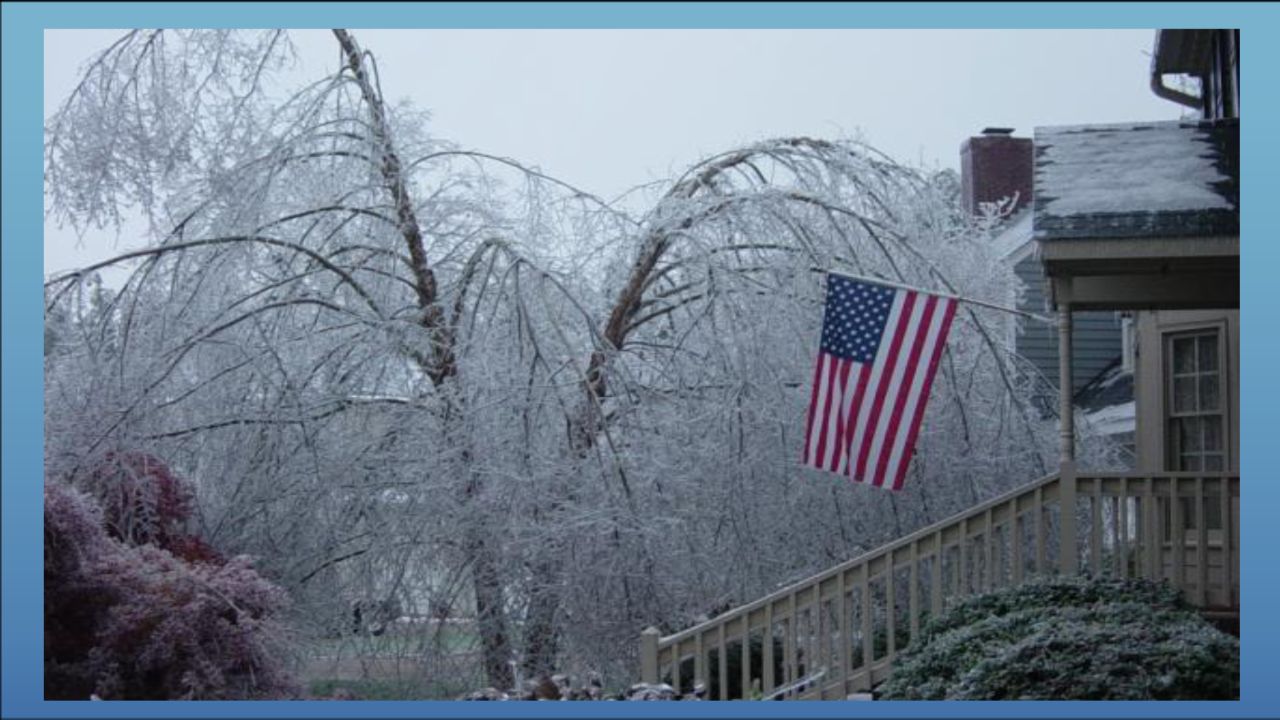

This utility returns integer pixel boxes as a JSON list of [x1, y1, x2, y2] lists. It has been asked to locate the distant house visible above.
[[961, 128, 1132, 454]]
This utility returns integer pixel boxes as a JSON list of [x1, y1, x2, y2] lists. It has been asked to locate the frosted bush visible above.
[[879, 576, 1238, 700], [44, 480, 298, 700]]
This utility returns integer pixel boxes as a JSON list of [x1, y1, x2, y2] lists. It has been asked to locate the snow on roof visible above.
[[991, 209, 1034, 259], [1074, 358, 1133, 413], [1033, 119, 1238, 241], [1082, 400, 1135, 437]]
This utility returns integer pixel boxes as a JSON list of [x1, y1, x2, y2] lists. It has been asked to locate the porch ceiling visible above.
[[1048, 266, 1238, 311]]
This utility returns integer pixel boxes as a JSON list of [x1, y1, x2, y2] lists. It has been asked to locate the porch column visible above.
[[1058, 305, 1074, 464], [1057, 303, 1078, 574]]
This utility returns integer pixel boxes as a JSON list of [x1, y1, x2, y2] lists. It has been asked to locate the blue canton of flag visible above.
[[802, 274, 958, 491], [819, 279, 895, 363]]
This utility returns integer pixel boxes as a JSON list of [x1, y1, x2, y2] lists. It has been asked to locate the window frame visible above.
[[1163, 326, 1230, 473], [1159, 323, 1231, 544]]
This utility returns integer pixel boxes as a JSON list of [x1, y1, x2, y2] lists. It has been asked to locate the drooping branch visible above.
[[573, 139, 924, 452], [45, 234, 385, 319]]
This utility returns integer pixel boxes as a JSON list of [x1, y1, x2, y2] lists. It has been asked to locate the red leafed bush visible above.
[[45, 476, 299, 699], [81, 451, 223, 564], [86, 544, 297, 699]]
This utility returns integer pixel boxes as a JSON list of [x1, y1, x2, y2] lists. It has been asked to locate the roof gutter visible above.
[[1150, 70, 1202, 109], [1149, 30, 1203, 110]]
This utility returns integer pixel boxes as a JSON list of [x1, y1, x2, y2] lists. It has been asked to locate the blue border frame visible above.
[[6, 2, 1278, 718]]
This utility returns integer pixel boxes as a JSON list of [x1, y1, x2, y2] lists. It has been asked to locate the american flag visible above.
[[801, 274, 957, 491]]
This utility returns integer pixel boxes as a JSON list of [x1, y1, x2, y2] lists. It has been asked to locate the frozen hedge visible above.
[[879, 576, 1238, 700]]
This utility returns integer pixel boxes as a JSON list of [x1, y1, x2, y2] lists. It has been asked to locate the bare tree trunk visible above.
[[334, 29, 513, 690], [458, 444, 515, 691], [521, 575, 560, 679], [468, 526, 514, 690], [332, 29, 454, 381]]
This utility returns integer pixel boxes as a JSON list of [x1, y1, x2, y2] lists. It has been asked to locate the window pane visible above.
[[1204, 417, 1223, 452], [1198, 335, 1220, 372], [1200, 375, 1221, 410], [1174, 377, 1197, 412], [1179, 418, 1202, 452], [1173, 337, 1197, 373], [1166, 329, 1227, 473]]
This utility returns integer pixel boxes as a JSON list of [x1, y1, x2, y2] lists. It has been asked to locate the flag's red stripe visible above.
[[855, 292, 917, 483], [813, 354, 841, 467], [827, 358, 856, 471], [838, 363, 872, 475], [844, 297, 904, 484], [872, 295, 939, 486], [801, 353, 827, 465], [881, 299, 949, 489], [889, 300, 958, 491], [861, 292, 922, 486]]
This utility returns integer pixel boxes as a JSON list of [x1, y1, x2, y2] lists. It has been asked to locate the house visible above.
[[640, 29, 1239, 699]]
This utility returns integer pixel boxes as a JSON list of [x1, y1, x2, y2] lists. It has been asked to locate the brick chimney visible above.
[[960, 127, 1033, 216]]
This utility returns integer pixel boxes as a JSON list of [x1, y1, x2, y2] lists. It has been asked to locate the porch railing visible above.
[[638, 470, 1239, 699]]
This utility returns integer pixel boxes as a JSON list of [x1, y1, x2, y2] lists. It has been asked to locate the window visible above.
[[1166, 330, 1227, 472], [1160, 327, 1230, 544]]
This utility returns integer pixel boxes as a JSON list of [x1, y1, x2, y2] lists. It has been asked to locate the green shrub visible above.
[[879, 576, 1238, 700]]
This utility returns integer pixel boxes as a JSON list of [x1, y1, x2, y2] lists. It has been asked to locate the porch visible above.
[[639, 469, 1239, 700]]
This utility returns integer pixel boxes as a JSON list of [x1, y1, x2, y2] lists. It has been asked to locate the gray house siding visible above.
[[1014, 254, 1122, 393]]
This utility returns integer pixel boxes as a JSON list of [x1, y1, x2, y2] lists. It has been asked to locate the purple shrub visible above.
[[87, 545, 297, 699], [45, 472, 299, 700], [44, 483, 112, 697], [81, 451, 223, 564]]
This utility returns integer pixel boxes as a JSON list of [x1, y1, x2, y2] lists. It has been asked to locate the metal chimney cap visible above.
[[981, 127, 1016, 135]]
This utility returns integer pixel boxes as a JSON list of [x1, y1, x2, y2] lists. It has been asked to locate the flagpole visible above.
[[824, 268, 1055, 325]]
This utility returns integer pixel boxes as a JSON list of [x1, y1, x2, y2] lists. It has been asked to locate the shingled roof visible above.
[[1033, 118, 1238, 241]]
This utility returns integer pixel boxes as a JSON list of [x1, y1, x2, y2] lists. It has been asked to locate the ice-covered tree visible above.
[[45, 29, 1112, 693]]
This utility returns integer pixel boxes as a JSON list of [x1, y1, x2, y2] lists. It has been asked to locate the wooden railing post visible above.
[[640, 626, 660, 684], [1059, 462, 1079, 575]]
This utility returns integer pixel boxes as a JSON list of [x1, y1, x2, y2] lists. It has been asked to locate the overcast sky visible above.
[[43, 28, 1184, 280]]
